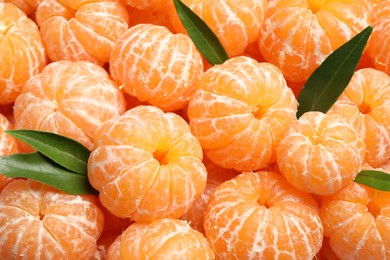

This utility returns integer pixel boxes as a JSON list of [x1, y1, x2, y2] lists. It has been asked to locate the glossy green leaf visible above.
[[0, 152, 97, 195], [173, 0, 229, 65], [6, 129, 90, 175], [296, 26, 373, 118], [354, 170, 390, 191]]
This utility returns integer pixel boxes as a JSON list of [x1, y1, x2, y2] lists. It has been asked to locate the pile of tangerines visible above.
[[0, 0, 390, 259]]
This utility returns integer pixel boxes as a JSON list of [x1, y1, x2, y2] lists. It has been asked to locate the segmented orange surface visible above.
[[88, 105, 207, 223]]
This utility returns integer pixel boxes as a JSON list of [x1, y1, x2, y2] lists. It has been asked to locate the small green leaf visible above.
[[354, 170, 390, 191], [296, 26, 373, 118], [6, 129, 90, 175], [173, 0, 229, 65], [0, 152, 97, 195]]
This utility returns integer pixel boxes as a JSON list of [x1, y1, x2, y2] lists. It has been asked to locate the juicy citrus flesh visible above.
[[259, 0, 371, 83], [88, 105, 207, 223], [180, 157, 239, 233], [0, 3, 47, 105], [109, 23, 204, 112], [1, 0, 390, 257], [13, 60, 126, 151], [188, 56, 298, 171], [35, 0, 129, 65], [204, 171, 323, 259], [277, 111, 366, 196], [168, 0, 267, 57], [3, 0, 41, 15], [366, 0, 390, 75], [328, 68, 390, 167], [111, 218, 215, 259], [0, 179, 104, 259], [320, 180, 390, 259]]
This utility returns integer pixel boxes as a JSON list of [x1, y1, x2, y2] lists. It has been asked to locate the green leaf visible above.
[[0, 152, 97, 195], [173, 0, 229, 65], [296, 26, 373, 118], [5, 129, 90, 175], [354, 170, 390, 192]]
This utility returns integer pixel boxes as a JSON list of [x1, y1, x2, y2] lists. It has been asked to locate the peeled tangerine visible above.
[[35, 0, 129, 65], [366, 0, 390, 75], [328, 68, 390, 167], [259, 0, 370, 83], [320, 175, 390, 259], [204, 171, 323, 259], [0, 179, 104, 259], [107, 218, 214, 259], [187, 56, 298, 171], [110, 23, 204, 112], [277, 111, 366, 196], [0, 3, 47, 105], [13, 60, 126, 151], [88, 105, 208, 223], [167, 0, 267, 57]]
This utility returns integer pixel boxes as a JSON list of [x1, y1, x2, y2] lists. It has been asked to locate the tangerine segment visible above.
[[366, 0, 390, 75], [259, 0, 370, 83], [88, 105, 207, 223], [277, 111, 365, 196], [181, 157, 239, 233], [123, 0, 168, 10], [0, 113, 19, 191], [0, 3, 47, 105], [0, 179, 104, 259], [328, 68, 390, 167], [204, 171, 323, 259], [35, 0, 129, 65], [109, 23, 203, 112], [96, 200, 132, 254], [3, 0, 41, 15], [13, 60, 126, 151], [113, 218, 215, 259], [320, 181, 390, 259], [187, 56, 297, 171], [126, 4, 175, 32], [168, 0, 267, 57], [107, 235, 121, 260]]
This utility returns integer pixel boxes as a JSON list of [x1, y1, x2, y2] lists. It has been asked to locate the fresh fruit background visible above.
[[0, 0, 389, 259]]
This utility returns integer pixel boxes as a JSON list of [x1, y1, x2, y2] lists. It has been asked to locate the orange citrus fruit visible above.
[[204, 170, 323, 259], [276, 111, 366, 196], [320, 177, 390, 259], [0, 113, 19, 191], [315, 237, 340, 260], [122, 0, 167, 10], [366, 0, 390, 75], [180, 157, 239, 233], [13, 60, 126, 151], [35, 0, 129, 65], [126, 4, 175, 32], [110, 218, 215, 259], [168, 0, 267, 57], [109, 23, 204, 112], [107, 235, 121, 260], [378, 158, 390, 172], [88, 105, 207, 223], [3, 0, 41, 16], [328, 68, 390, 167], [0, 3, 47, 105], [96, 201, 132, 256], [0, 179, 104, 259], [259, 0, 371, 83], [187, 56, 298, 171]]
